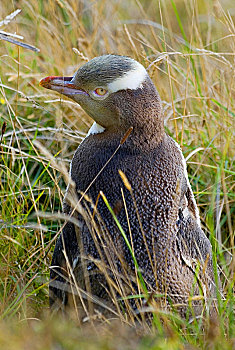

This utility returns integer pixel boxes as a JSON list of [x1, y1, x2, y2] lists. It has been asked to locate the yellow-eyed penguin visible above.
[[40, 55, 217, 319]]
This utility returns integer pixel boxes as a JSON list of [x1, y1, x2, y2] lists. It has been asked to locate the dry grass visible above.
[[0, 0, 234, 348]]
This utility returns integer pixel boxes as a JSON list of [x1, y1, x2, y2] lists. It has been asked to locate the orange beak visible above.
[[39, 76, 88, 96]]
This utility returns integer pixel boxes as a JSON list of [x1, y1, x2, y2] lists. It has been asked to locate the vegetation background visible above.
[[0, 0, 234, 349]]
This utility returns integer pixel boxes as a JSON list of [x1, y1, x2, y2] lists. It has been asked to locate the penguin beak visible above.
[[39, 76, 88, 96]]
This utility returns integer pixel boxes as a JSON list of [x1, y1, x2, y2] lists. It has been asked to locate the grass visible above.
[[0, 0, 234, 348]]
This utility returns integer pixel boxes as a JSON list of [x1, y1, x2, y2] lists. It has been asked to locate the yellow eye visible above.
[[94, 87, 107, 96]]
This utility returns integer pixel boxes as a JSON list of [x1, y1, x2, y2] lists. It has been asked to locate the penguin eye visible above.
[[94, 88, 107, 96]]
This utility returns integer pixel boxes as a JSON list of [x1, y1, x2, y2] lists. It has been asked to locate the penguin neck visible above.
[[112, 77, 165, 147], [123, 123, 165, 151], [86, 123, 165, 153]]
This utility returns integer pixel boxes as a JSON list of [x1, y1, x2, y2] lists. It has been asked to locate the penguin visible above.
[[40, 55, 217, 319]]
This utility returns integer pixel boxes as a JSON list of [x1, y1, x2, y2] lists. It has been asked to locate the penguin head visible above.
[[40, 55, 163, 135]]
